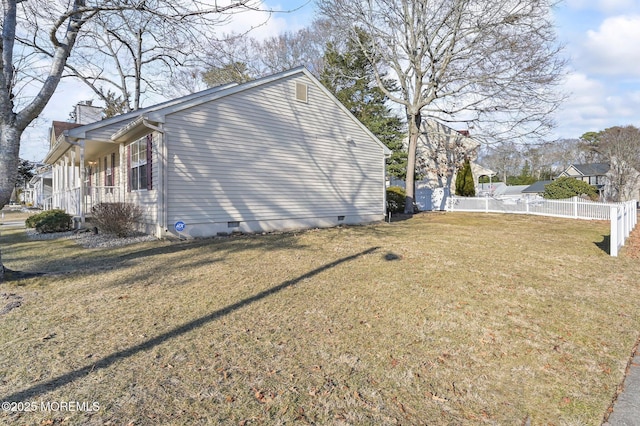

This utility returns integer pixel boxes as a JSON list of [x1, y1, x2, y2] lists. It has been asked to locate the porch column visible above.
[[119, 143, 126, 203], [79, 140, 86, 226]]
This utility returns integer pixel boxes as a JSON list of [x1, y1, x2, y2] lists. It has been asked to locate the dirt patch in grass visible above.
[[1, 213, 639, 425]]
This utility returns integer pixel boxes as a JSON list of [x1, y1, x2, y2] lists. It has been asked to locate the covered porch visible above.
[[45, 133, 124, 221]]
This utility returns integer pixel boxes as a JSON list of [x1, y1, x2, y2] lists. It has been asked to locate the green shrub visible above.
[[543, 177, 599, 201], [386, 186, 407, 214], [92, 202, 142, 237], [455, 157, 476, 197], [25, 210, 73, 233]]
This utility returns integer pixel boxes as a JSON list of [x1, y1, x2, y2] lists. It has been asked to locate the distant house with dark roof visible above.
[[559, 163, 610, 199], [558, 163, 609, 190], [522, 180, 553, 196]]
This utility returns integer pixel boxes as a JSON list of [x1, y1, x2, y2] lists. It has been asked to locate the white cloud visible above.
[[215, 0, 311, 41], [217, 8, 289, 40], [581, 15, 640, 76], [553, 72, 640, 138], [565, 0, 639, 14]]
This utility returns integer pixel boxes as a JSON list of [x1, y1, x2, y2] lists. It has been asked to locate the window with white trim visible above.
[[129, 137, 150, 191]]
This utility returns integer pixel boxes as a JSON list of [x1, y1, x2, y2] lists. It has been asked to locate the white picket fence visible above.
[[447, 196, 638, 257]]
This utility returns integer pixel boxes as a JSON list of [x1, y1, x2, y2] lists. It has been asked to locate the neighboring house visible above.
[[493, 184, 530, 200], [522, 180, 553, 198], [392, 119, 480, 210], [43, 67, 391, 238], [558, 163, 609, 198], [470, 163, 497, 195], [28, 164, 53, 209], [476, 182, 506, 197]]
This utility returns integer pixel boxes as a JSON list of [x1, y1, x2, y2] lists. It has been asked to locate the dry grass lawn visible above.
[[1, 211, 640, 425]]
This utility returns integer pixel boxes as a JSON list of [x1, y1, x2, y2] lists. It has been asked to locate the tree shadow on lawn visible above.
[[1, 230, 312, 280], [1, 246, 380, 402]]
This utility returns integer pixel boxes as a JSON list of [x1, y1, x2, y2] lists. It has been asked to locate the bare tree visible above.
[[597, 126, 640, 202], [0, 0, 256, 277], [318, 0, 566, 213], [16, 0, 261, 112], [193, 18, 336, 87], [523, 139, 581, 180], [252, 19, 335, 76], [478, 142, 522, 183]]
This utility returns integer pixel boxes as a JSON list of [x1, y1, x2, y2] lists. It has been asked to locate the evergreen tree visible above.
[[319, 30, 407, 178], [16, 159, 35, 188], [202, 62, 252, 88], [103, 90, 130, 118], [455, 158, 475, 197]]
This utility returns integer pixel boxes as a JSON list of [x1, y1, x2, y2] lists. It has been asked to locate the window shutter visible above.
[[127, 145, 131, 192], [146, 133, 153, 190]]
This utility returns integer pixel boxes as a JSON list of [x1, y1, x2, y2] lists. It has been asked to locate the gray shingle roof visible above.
[[571, 163, 609, 176], [522, 180, 553, 193]]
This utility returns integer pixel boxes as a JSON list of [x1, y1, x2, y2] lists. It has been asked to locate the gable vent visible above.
[[295, 82, 308, 103]]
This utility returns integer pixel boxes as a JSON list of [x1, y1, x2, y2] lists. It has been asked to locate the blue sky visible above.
[[552, 0, 640, 139], [20, 0, 640, 160]]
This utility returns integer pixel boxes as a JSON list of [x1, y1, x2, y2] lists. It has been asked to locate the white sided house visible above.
[[44, 67, 391, 238], [391, 119, 481, 211]]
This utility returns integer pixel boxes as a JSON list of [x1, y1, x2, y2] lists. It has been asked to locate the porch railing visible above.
[[49, 186, 123, 217], [86, 186, 123, 211], [52, 188, 81, 216]]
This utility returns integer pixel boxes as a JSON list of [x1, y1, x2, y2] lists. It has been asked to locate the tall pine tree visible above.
[[319, 30, 407, 178]]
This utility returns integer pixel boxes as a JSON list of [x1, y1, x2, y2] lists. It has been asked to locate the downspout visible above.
[[142, 120, 166, 237], [64, 135, 85, 227]]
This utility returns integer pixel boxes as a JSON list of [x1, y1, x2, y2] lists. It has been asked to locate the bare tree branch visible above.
[[319, 0, 566, 212]]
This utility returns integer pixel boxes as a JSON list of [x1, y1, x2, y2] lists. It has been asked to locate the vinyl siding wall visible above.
[[124, 132, 160, 235], [163, 75, 386, 237]]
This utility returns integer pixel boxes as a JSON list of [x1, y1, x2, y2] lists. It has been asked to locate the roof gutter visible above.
[[142, 119, 163, 134]]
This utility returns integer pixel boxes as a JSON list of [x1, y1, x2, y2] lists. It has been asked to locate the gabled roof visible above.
[[63, 81, 238, 140], [61, 67, 391, 156], [51, 121, 82, 139], [471, 163, 496, 178], [562, 163, 609, 177], [495, 185, 529, 196], [522, 180, 553, 193]]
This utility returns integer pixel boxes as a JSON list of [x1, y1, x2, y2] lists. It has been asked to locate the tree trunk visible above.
[[404, 111, 421, 214], [0, 125, 22, 281]]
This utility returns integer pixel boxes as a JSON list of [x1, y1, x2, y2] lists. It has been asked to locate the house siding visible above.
[[163, 75, 386, 237], [124, 132, 160, 235]]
